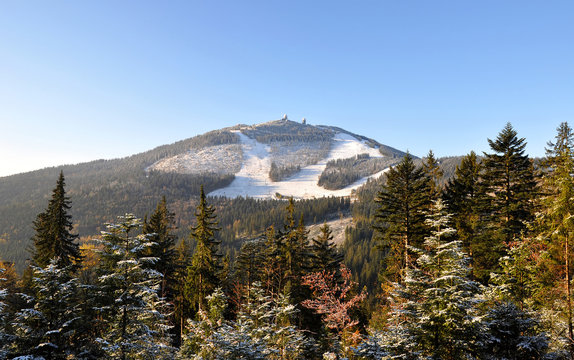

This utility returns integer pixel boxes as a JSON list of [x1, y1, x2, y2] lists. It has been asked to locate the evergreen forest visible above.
[[2, 122, 574, 359]]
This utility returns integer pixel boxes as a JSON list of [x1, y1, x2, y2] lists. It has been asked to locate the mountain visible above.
[[0, 119, 414, 270]]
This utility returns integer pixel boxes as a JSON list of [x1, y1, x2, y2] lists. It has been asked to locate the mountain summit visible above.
[[147, 119, 406, 199]]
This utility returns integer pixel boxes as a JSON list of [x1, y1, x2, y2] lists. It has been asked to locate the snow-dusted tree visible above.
[[9, 260, 81, 359], [95, 214, 174, 359], [302, 264, 366, 356], [482, 302, 555, 360], [0, 268, 13, 359], [357, 200, 483, 360], [178, 286, 268, 360]]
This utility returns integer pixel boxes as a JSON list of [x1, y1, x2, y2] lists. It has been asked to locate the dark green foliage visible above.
[[476, 123, 537, 283], [482, 302, 552, 360], [443, 151, 484, 277], [10, 261, 80, 359], [240, 119, 334, 143], [374, 153, 431, 282], [30, 171, 82, 269], [318, 153, 398, 190], [310, 223, 343, 273], [185, 186, 223, 313], [142, 196, 178, 298], [95, 214, 173, 358], [269, 161, 301, 182], [422, 149, 444, 200], [481, 122, 537, 245]]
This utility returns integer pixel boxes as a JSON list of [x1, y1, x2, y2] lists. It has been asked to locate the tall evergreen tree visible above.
[[358, 200, 482, 359], [10, 260, 81, 359], [142, 196, 178, 299], [310, 223, 343, 274], [30, 171, 82, 269], [443, 151, 483, 275], [374, 153, 431, 282], [481, 123, 537, 244], [533, 122, 574, 356], [185, 185, 222, 313], [95, 214, 174, 359], [422, 149, 444, 201]]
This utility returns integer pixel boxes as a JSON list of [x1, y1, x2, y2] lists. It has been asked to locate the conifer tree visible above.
[[374, 153, 431, 282], [10, 260, 81, 359], [533, 122, 574, 356], [185, 185, 222, 313], [95, 214, 174, 359], [30, 171, 82, 269], [422, 149, 444, 200], [0, 268, 12, 359], [479, 123, 536, 275], [142, 196, 178, 299], [310, 223, 343, 274], [443, 151, 483, 276], [359, 200, 482, 359]]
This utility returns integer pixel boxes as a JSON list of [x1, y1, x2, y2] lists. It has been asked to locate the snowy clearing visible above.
[[208, 132, 390, 199]]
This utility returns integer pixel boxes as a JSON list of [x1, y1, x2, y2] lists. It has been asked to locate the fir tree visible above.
[[479, 123, 536, 279], [185, 185, 222, 313], [423, 149, 444, 201], [374, 153, 431, 282], [142, 196, 178, 299], [360, 200, 482, 359], [0, 268, 13, 359], [10, 260, 81, 359], [310, 223, 343, 274], [482, 302, 553, 360], [30, 171, 82, 269], [533, 122, 574, 356], [442, 151, 482, 272], [95, 214, 174, 359]]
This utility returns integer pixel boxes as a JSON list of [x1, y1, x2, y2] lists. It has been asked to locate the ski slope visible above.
[[208, 131, 390, 199]]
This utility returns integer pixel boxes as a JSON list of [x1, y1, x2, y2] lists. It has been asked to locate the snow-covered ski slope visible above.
[[208, 131, 390, 199]]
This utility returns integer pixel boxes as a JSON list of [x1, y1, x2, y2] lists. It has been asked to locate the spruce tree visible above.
[[10, 260, 80, 359], [30, 171, 82, 269], [442, 151, 483, 276], [310, 223, 343, 274], [185, 185, 222, 313], [359, 201, 482, 359], [142, 196, 178, 299], [374, 153, 431, 282], [95, 214, 174, 359], [480, 122, 536, 251], [533, 122, 574, 356], [422, 149, 444, 201]]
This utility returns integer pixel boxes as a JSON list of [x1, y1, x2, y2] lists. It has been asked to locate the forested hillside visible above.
[[3, 121, 572, 359]]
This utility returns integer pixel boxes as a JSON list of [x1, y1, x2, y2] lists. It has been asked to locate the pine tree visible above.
[[185, 185, 222, 313], [374, 153, 431, 282], [30, 171, 82, 269], [95, 214, 174, 359]]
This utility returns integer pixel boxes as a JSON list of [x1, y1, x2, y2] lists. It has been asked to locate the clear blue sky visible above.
[[1, 1, 573, 177]]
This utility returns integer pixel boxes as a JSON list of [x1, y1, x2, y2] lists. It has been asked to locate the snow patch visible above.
[[208, 132, 390, 199]]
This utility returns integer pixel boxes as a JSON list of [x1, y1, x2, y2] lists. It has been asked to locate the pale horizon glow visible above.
[[1, 1, 572, 177]]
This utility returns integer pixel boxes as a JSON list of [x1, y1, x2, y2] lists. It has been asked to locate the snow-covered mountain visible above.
[[147, 119, 407, 199]]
